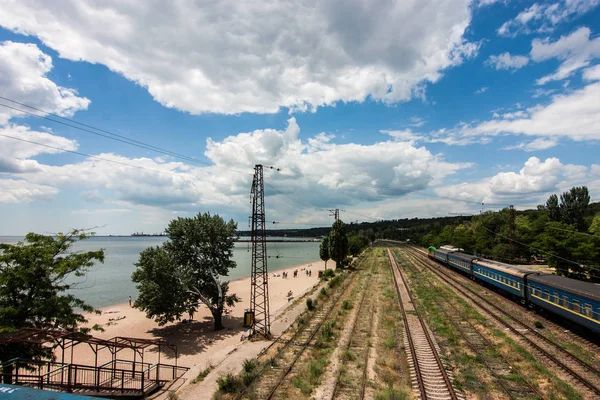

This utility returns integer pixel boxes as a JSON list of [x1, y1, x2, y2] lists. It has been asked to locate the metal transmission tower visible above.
[[249, 164, 270, 338], [508, 205, 516, 261]]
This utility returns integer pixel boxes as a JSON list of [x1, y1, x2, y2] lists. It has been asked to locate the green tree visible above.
[[0, 230, 104, 364], [590, 214, 600, 235], [560, 186, 590, 231], [347, 235, 366, 257], [132, 213, 240, 331], [546, 194, 561, 222], [329, 220, 349, 268], [319, 236, 330, 270]]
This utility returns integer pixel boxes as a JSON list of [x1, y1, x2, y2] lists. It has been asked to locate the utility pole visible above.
[[328, 208, 339, 222], [249, 164, 270, 338], [508, 205, 516, 262]]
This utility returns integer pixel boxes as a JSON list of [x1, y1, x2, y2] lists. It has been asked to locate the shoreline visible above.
[[68, 260, 330, 373], [91, 257, 322, 310]]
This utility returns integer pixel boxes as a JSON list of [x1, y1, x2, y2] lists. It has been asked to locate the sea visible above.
[[0, 236, 320, 308]]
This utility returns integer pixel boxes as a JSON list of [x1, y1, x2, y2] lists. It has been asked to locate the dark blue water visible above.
[[0, 236, 319, 308]]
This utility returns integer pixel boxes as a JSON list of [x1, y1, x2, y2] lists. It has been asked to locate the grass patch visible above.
[[342, 299, 352, 310], [192, 364, 214, 384], [216, 372, 243, 394], [374, 387, 410, 400], [342, 349, 356, 362]]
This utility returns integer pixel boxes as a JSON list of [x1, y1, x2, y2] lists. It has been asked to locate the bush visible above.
[[306, 298, 316, 311], [342, 300, 352, 310], [308, 358, 326, 383], [292, 376, 312, 395], [322, 269, 335, 279], [328, 275, 342, 289], [216, 372, 242, 393], [321, 321, 334, 341], [342, 350, 355, 362], [319, 287, 328, 299], [243, 358, 258, 373]]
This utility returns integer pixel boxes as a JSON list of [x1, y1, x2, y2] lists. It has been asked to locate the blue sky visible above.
[[0, 0, 599, 235]]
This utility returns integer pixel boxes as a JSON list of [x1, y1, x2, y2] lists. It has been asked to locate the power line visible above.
[[545, 225, 599, 237], [0, 97, 253, 176], [481, 225, 600, 275], [0, 133, 243, 189]]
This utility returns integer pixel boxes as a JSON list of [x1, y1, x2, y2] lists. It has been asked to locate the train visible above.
[[427, 245, 600, 334]]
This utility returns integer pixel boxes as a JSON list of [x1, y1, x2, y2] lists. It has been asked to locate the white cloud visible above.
[[0, 1, 477, 114], [380, 129, 422, 142], [531, 27, 600, 84], [583, 64, 600, 81], [0, 124, 78, 159], [0, 41, 90, 125], [410, 117, 426, 127], [432, 81, 600, 144], [498, 1, 600, 37], [486, 52, 529, 70], [80, 189, 105, 204], [502, 138, 558, 151], [436, 157, 593, 207], [0, 179, 59, 203], [0, 118, 471, 221], [475, 86, 488, 94]]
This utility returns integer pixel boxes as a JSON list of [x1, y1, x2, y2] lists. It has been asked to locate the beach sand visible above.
[[64, 261, 328, 372]]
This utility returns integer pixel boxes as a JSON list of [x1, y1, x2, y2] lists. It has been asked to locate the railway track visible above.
[[331, 259, 377, 400], [401, 245, 600, 399], [386, 248, 460, 400], [237, 269, 357, 400], [395, 249, 541, 400]]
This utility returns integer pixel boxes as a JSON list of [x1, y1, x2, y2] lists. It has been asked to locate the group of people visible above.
[[273, 266, 314, 279]]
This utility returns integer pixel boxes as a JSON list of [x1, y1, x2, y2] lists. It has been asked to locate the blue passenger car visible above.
[[447, 252, 475, 275], [433, 246, 459, 264], [472, 259, 531, 298], [527, 274, 600, 334]]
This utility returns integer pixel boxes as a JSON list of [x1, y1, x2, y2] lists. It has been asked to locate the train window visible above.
[[562, 296, 569, 307], [543, 290, 550, 300], [572, 300, 580, 313], [583, 304, 592, 317], [553, 293, 559, 303]]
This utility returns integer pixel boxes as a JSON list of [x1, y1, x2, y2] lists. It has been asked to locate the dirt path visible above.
[[175, 282, 322, 400]]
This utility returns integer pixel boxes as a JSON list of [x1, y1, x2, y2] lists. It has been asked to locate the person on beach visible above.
[[128, 296, 132, 307]]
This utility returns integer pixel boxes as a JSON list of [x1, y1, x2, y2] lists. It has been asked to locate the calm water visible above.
[[0, 236, 320, 308]]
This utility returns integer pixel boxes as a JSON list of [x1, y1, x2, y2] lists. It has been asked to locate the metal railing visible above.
[[0, 357, 189, 395]]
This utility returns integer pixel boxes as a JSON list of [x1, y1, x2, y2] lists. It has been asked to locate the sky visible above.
[[0, 0, 600, 235]]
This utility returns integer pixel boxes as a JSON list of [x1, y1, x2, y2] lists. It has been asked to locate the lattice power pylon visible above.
[[250, 164, 270, 337]]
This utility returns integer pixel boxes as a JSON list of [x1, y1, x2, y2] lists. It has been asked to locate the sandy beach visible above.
[[62, 260, 328, 372]]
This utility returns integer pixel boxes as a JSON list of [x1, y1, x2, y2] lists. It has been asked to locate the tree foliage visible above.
[[411, 186, 600, 281], [319, 236, 330, 269], [560, 186, 590, 231], [0, 230, 104, 362], [328, 220, 348, 268], [546, 194, 561, 222], [132, 212, 240, 330], [347, 234, 369, 257]]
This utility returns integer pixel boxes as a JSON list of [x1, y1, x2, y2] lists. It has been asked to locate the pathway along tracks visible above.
[[386, 248, 460, 400], [402, 245, 600, 399], [331, 260, 377, 400], [244, 269, 357, 400]]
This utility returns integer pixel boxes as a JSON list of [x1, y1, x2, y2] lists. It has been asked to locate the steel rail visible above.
[[387, 248, 459, 400], [404, 245, 600, 398]]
